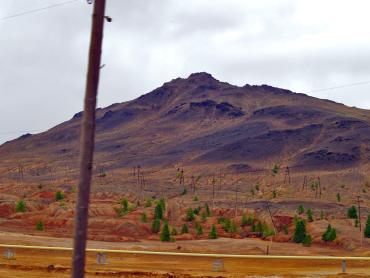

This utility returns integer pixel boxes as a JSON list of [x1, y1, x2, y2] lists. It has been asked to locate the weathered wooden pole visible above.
[[71, 1, 106, 277]]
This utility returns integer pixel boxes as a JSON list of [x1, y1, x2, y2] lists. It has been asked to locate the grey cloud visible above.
[[0, 0, 370, 144]]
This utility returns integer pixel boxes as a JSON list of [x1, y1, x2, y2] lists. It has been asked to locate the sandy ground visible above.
[[0, 231, 368, 256], [0, 232, 369, 277]]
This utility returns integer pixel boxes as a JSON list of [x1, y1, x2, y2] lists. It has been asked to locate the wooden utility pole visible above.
[[72, 1, 106, 277], [18, 163, 24, 184], [302, 176, 308, 191], [357, 195, 362, 231], [140, 172, 146, 199], [356, 195, 363, 247], [266, 201, 277, 236], [283, 167, 290, 186], [180, 169, 185, 192], [234, 181, 238, 218], [137, 165, 141, 187], [211, 174, 216, 209], [218, 170, 223, 193]]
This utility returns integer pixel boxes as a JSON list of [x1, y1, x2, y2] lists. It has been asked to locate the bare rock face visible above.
[[273, 215, 293, 230], [38, 191, 55, 199], [0, 203, 14, 218], [175, 233, 195, 240], [88, 204, 117, 218], [116, 221, 151, 238]]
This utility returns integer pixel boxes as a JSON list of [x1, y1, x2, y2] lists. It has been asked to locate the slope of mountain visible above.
[[1, 72, 370, 174]]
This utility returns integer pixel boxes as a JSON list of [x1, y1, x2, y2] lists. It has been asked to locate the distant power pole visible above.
[[302, 176, 308, 191], [18, 162, 24, 184], [211, 174, 216, 209], [266, 201, 277, 236], [137, 165, 141, 187], [357, 195, 362, 232], [283, 167, 290, 186], [356, 195, 363, 247], [71, 1, 107, 278], [234, 181, 238, 217], [218, 169, 223, 193]]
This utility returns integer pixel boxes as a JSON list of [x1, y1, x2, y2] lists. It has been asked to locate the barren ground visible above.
[[0, 232, 369, 277]]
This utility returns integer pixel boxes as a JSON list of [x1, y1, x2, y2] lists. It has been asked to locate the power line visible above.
[[303, 80, 370, 94], [0, 0, 79, 21]]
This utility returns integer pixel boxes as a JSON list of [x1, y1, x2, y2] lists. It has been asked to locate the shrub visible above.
[[347, 205, 358, 219], [181, 223, 189, 234], [193, 195, 199, 202], [15, 200, 26, 213], [158, 198, 166, 211], [252, 221, 263, 233], [55, 191, 64, 201], [302, 234, 312, 247], [160, 221, 171, 242], [282, 224, 289, 235], [293, 219, 307, 243], [186, 208, 195, 221], [171, 227, 178, 236], [364, 215, 370, 238], [336, 193, 341, 203], [255, 183, 260, 191], [241, 214, 248, 226], [320, 210, 324, 220], [355, 219, 359, 227], [218, 217, 227, 224], [250, 189, 255, 196], [293, 215, 299, 225], [262, 223, 275, 237], [154, 203, 163, 220], [151, 218, 161, 233], [209, 224, 218, 239], [241, 214, 254, 226], [201, 212, 207, 222], [141, 212, 148, 223], [220, 218, 237, 233], [145, 198, 152, 207], [195, 222, 203, 236], [229, 220, 237, 233], [121, 198, 129, 212], [219, 217, 229, 229], [205, 203, 211, 217], [297, 205, 304, 215], [272, 164, 280, 175], [117, 198, 131, 217], [193, 206, 201, 215], [307, 208, 314, 222], [322, 224, 336, 242], [272, 190, 277, 198], [36, 220, 44, 231]]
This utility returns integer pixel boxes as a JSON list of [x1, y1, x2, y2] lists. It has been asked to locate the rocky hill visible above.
[[1, 72, 370, 174], [1, 73, 370, 245]]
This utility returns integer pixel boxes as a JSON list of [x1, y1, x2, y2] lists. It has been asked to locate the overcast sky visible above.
[[1, 0, 370, 143]]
